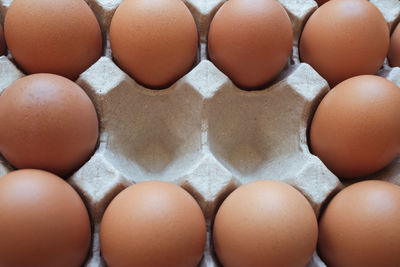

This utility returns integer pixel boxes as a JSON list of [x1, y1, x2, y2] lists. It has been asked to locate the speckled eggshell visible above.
[[319, 180, 400, 267], [213, 180, 318, 267], [100, 181, 206, 267], [300, 0, 389, 86], [4, 0, 102, 80], [207, 0, 293, 90], [109, 0, 198, 89], [310, 75, 400, 178], [0, 169, 91, 267], [0, 74, 99, 177], [388, 23, 400, 67]]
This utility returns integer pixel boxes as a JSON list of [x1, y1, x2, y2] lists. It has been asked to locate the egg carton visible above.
[[0, 0, 400, 266]]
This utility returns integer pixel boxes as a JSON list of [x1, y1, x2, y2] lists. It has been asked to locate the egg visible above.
[[109, 0, 198, 89], [213, 180, 318, 267], [4, 0, 102, 80], [310, 75, 400, 179], [319, 180, 400, 267], [100, 181, 206, 267], [0, 25, 5, 56], [300, 0, 389, 86], [388, 23, 400, 67], [207, 0, 293, 89], [0, 74, 99, 177], [0, 169, 91, 267]]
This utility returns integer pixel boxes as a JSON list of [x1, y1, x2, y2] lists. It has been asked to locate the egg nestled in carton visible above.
[[0, 0, 399, 266]]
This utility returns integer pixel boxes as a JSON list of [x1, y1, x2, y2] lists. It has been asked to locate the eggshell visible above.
[[0, 169, 91, 267], [319, 180, 400, 267], [310, 75, 400, 178], [207, 0, 293, 89], [388, 22, 400, 67], [100, 181, 206, 267], [0, 25, 5, 56], [4, 0, 102, 80], [300, 0, 389, 86], [0, 74, 99, 177], [213, 180, 318, 267], [109, 0, 198, 89], [0, 0, 398, 266]]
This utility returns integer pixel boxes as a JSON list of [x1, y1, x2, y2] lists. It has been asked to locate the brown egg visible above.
[[310, 75, 400, 178], [388, 23, 400, 67], [0, 169, 91, 267], [300, 0, 389, 86], [0, 74, 98, 177], [213, 180, 318, 267], [110, 0, 198, 89], [319, 180, 400, 267], [0, 25, 5, 56], [208, 0, 293, 90], [100, 181, 206, 267], [4, 0, 102, 80]]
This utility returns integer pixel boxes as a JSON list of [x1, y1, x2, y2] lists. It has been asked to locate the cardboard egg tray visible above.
[[0, 0, 400, 266]]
